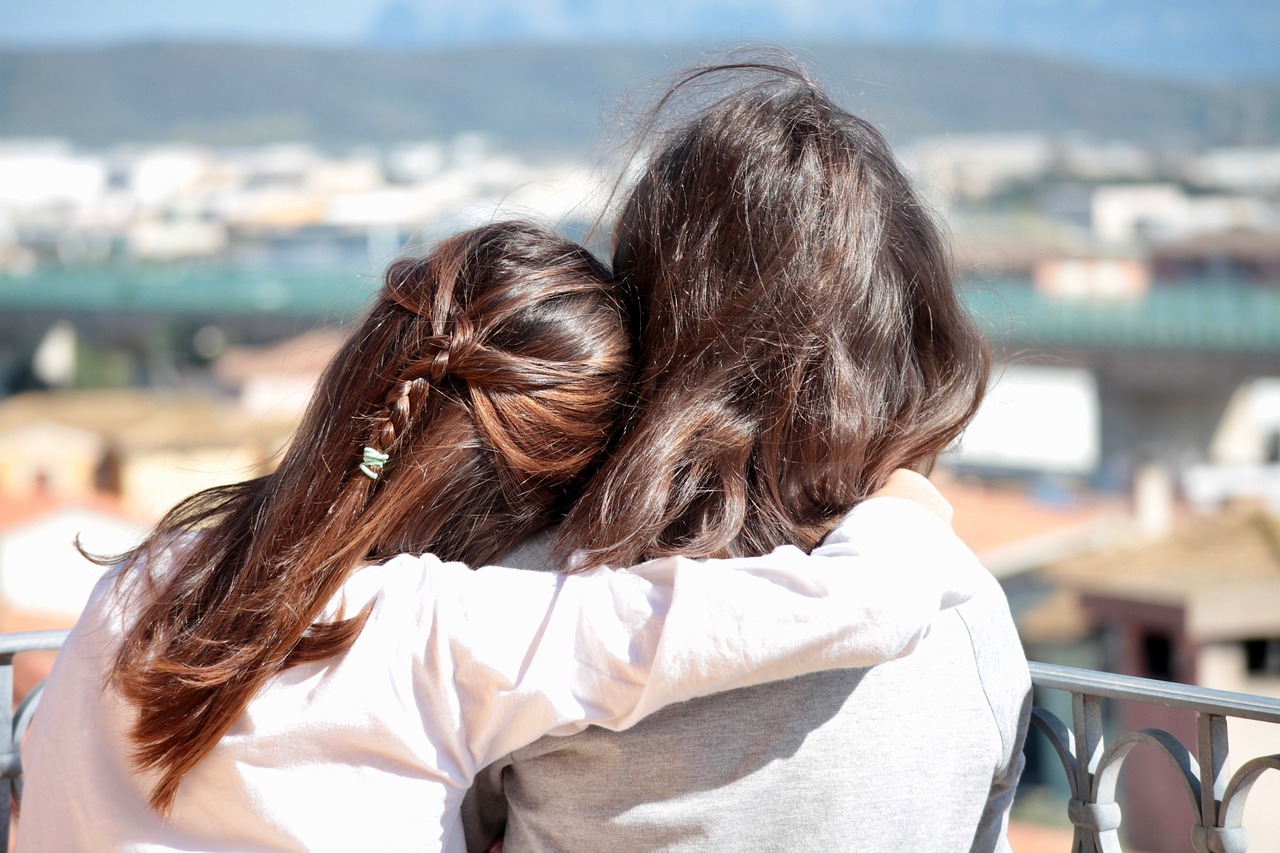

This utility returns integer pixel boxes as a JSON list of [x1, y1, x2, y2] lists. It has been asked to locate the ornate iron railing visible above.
[[1028, 661, 1280, 853], [2, 634, 1278, 851]]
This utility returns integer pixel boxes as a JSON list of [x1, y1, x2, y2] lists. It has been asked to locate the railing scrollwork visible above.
[[1029, 662, 1280, 853], [0, 638, 1277, 851]]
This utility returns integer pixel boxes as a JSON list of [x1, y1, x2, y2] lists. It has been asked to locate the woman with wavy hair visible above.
[[464, 60, 1030, 853], [18, 220, 981, 852]]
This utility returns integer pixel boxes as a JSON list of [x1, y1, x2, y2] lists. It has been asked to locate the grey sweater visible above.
[[462, 539, 1031, 853]]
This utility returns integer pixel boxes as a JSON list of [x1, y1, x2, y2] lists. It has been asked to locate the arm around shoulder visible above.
[[422, 491, 988, 771]]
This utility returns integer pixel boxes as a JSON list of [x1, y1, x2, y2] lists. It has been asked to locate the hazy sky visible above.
[[4, 0, 390, 44], [5, 0, 1278, 80]]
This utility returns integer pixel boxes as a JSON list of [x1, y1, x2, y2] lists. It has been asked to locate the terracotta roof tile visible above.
[[936, 474, 1128, 576], [1046, 509, 1280, 593], [0, 491, 137, 533]]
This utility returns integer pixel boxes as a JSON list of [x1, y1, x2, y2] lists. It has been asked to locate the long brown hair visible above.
[[559, 58, 990, 567], [106, 221, 632, 811]]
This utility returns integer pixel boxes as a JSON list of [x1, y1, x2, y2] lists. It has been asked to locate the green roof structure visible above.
[[962, 280, 1280, 354], [0, 265, 380, 321], [5, 266, 1280, 354]]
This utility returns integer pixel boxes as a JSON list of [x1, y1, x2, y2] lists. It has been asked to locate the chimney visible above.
[[1133, 462, 1175, 539]]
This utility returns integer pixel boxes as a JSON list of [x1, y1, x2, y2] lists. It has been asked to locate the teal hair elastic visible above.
[[360, 447, 390, 480]]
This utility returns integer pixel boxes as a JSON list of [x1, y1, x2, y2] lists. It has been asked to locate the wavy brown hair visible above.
[[558, 59, 990, 567], [105, 221, 632, 812]]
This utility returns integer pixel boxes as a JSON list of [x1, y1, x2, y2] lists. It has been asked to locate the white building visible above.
[[952, 364, 1101, 475], [0, 140, 106, 212], [1091, 183, 1277, 244], [903, 133, 1053, 204], [1189, 146, 1280, 193], [0, 496, 145, 624]]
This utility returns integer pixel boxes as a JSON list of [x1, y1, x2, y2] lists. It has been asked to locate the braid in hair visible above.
[[105, 219, 633, 813], [360, 377, 431, 484]]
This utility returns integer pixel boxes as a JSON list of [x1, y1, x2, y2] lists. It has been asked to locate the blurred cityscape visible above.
[[3, 17, 1280, 850]]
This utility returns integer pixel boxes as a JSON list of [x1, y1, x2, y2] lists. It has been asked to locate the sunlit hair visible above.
[[558, 58, 990, 567], [103, 220, 632, 812]]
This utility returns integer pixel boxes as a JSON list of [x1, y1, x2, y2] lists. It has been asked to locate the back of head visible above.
[[113, 219, 631, 811], [323, 219, 633, 567], [560, 58, 989, 566]]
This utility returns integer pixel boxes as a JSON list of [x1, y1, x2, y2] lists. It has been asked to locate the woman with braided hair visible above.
[[18, 220, 984, 852]]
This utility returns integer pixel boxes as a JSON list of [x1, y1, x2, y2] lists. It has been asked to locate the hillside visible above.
[[1, 42, 1276, 152]]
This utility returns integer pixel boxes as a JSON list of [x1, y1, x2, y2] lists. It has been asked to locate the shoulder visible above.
[[954, 573, 1032, 755]]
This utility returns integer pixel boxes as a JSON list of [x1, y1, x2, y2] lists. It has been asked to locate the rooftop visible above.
[[0, 389, 296, 452], [7, 266, 1280, 354], [940, 474, 1127, 578], [964, 280, 1280, 354], [0, 264, 377, 320], [1041, 506, 1280, 641]]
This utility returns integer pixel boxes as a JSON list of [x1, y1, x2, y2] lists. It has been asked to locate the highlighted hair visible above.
[[105, 221, 631, 811], [560, 58, 990, 566]]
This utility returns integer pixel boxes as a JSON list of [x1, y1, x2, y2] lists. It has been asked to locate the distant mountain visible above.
[[360, 0, 1280, 82], [0, 42, 1276, 152]]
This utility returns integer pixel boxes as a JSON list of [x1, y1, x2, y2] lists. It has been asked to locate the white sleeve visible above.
[[420, 495, 986, 775]]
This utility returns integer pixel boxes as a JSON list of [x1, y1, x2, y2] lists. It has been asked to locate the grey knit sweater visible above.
[[463, 536, 1031, 853]]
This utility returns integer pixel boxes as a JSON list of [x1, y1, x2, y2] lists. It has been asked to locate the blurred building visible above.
[[1013, 497, 1280, 853], [1033, 256, 1151, 300], [1189, 147, 1280, 193], [0, 141, 107, 212], [0, 493, 144, 628], [0, 389, 295, 520], [954, 365, 1102, 477], [0, 136, 602, 269], [1151, 231, 1280, 284], [904, 133, 1053, 203], [214, 327, 347, 418], [1090, 183, 1277, 245], [959, 276, 1280, 491]]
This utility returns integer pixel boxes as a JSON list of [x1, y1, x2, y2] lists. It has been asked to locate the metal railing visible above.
[[1, 629, 69, 851], [2, 634, 1278, 851], [1028, 661, 1280, 853]]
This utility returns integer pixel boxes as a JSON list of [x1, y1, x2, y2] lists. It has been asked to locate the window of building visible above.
[[1265, 430, 1280, 465], [1141, 630, 1175, 681], [1244, 638, 1280, 676]]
